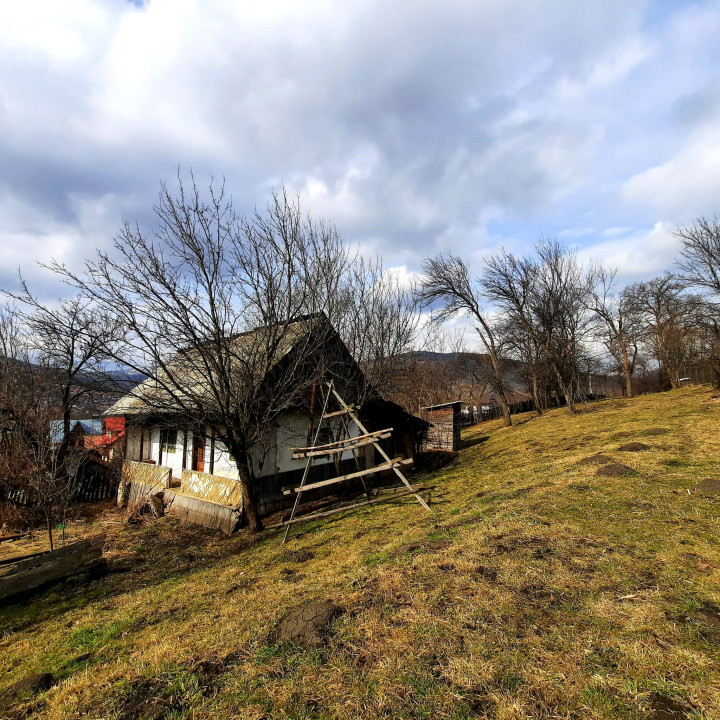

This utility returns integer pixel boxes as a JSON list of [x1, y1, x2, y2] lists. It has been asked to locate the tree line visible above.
[[1, 173, 719, 532], [419, 219, 720, 425]]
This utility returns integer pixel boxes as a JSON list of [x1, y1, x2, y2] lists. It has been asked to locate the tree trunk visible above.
[[46, 517, 54, 552], [620, 344, 634, 398], [498, 394, 512, 426], [623, 367, 633, 398], [237, 462, 263, 533], [548, 357, 576, 414], [531, 373, 543, 415], [488, 350, 512, 427]]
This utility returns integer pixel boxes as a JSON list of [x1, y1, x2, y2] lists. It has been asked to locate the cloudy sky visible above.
[[2, 0, 720, 300]]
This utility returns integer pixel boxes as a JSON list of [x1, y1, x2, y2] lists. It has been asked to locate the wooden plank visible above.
[[0, 553, 105, 602], [291, 427, 392, 454], [267, 486, 433, 529], [164, 492, 241, 535], [282, 379, 336, 542], [292, 431, 392, 459], [0, 549, 48, 568], [0, 533, 25, 543], [321, 405, 357, 419], [284, 457, 413, 495]]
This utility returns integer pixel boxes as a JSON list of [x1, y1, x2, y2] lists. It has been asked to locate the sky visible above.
[[2, 0, 720, 302]]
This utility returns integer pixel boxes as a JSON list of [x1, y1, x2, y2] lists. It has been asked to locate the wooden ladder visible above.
[[278, 381, 430, 541]]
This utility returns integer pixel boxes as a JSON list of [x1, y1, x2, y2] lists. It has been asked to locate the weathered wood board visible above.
[[291, 429, 392, 459], [0, 535, 105, 603], [121, 461, 172, 508], [0, 532, 81, 566]]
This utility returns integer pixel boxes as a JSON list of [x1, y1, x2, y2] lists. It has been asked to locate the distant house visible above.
[[83, 417, 126, 462], [49, 417, 126, 462], [106, 316, 428, 532], [49, 419, 103, 447]]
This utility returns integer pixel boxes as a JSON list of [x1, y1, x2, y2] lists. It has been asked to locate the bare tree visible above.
[[334, 256, 421, 399], [419, 254, 513, 426], [3, 283, 121, 471], [675, 216, 720, 295], [483, 240, 591, 414], [624, 274, 703, 389], [0, 304, 86, 548], [586, 264, 642, 398], [496, 315, 546, 414], [674, 216, 720, 387], [50, 176, 399, 532]]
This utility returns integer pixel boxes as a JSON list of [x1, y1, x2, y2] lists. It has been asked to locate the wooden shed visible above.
[[421, 401, 462, 451]]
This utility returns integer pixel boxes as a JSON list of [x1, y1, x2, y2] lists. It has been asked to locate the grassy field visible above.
[[1, 386, 720, 719]]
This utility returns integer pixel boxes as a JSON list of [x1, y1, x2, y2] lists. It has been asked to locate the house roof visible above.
[[84, 430, 125, 450], [104, 314, 350, 418]]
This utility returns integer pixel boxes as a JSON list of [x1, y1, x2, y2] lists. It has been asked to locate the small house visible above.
[[107, 316, 428, 533], [49, 419, 103, 448]]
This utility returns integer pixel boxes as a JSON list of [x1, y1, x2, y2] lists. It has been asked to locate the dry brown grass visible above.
[[1, 386, 719, 719]]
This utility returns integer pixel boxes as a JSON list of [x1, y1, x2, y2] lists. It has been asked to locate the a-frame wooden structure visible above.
[[277, 381, 430, 541]]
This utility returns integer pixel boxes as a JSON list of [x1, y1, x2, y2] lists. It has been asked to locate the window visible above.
[[308, 423, 332, 447], [160, 428, 177, 454]]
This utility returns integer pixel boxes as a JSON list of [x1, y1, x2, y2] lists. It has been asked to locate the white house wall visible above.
[[124, 412, 363, 482]]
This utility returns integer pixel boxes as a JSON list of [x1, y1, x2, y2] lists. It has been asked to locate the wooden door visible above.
[[192, 434, 205, 472]]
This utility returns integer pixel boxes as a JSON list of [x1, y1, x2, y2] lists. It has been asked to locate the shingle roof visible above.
[[104, 314, 328, 418]]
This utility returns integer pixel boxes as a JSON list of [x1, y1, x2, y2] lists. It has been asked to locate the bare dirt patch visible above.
[[650, 693, 693, 719], [618, 442, 650, 452], [397, 540, 451, 554], [473, 565, 498, 582], [596, 462, 635, 477], [683, 602, 720, 641], [280, 549, 314, 563], [268, 601, 342, 648], [488, 534, 552, 556], [576, 453, 614, 466], [696, 479, 720, 495]]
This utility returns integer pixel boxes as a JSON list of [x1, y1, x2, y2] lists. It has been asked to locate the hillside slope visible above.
[[2, 387, 720, 719]]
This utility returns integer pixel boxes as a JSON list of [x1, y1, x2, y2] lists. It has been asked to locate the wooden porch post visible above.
[[209, 429, 215, 475]]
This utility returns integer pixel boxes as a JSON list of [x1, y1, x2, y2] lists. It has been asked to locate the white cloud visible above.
[[577, 222, 680, 282], [622, 125, 720, 220], [1, 0, 720, 296]]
